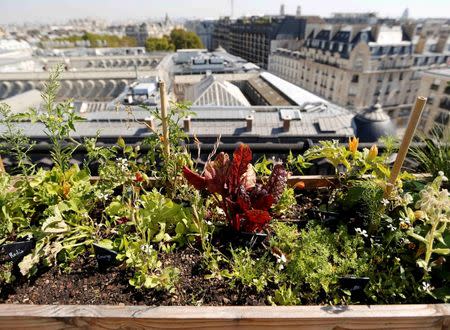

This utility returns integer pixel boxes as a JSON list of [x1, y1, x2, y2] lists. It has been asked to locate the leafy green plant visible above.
[[0, 174, 30, 245], [410, 126, 450, 180], [16, 164, 97, 276], [407, 172, 450, 272], [0, 103, 35, 176], [304, 138, 394, 181], [272, 187, 296, 216], [121, 241, 179, 291], [28, 65, 83, 171], [136, 189, 197, 246], [282, 223, 371, 303], [286, 151, 312, 175], [226, 247, 273, 293], [337, 180, 384, 232], [268, 285, 300, 306]]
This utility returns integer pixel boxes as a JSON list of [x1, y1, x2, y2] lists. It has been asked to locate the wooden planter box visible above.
[[1, 174, 442, 329], [0, 304, 448, 329]]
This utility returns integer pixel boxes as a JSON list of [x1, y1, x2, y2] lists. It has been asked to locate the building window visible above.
[[399, 72, 403, 81], [439, 97, 450, 110], [445, 85, 450, 95], [435, 111, 449, 125], [351, 74, 359, 83]]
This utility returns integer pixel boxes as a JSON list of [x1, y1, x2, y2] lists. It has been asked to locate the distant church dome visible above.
[[352, 101, 396, 142]]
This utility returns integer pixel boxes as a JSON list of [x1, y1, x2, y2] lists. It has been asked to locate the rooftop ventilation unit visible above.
[[279, 108, 301, 120]]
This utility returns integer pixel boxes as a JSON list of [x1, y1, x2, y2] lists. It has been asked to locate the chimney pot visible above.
[[283, 115, 291, 132], [246, 115, 253, 132], [183, 116, 191, 133]]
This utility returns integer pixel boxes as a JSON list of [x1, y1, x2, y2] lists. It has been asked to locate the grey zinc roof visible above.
[[1, 89, 42, 114], [0, 105, 355, 139]]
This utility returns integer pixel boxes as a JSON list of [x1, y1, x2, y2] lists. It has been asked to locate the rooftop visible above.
[[169, 49, 260, 75], [186, 75, 251, 107], [2, 104, 355, 140], [0, 89, 42, 114], [260, 72, 330, 107]]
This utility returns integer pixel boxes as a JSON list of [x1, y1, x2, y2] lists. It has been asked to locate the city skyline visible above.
[[0, 0, 449, 24]]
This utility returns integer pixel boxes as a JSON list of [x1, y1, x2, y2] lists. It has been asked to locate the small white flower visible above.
[[421, 281, 434, 292], [275, 253, 287, 270], [355, 228, 368, 237], [403, 193, 413, 205], [116, 157, 129, 171], [387, 224, 396, 232], [97, 192, 109, 201], [205, 220, 213, 226], [401, 216, 411, 224], [140, 244, 153, 254], [381, 198, 390, 206]]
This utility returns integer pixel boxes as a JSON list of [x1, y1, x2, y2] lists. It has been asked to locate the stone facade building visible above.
[[212, 15, 324, 69], [268, 24, 450, 128], [417, 68, 450, 134]]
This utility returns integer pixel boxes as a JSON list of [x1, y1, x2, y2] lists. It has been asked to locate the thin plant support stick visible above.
[[159, 80, 170, 158], [385, 96, 427, 197], [0, 155, 4, 173]]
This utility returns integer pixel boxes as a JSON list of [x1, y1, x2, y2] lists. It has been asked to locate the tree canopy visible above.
[[54, 32, 136, 48], [145, 36, 175, 51], [145, 29, 203, 52]]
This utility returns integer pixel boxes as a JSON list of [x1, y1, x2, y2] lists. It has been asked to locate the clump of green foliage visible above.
[[145, 28, 203, 52], [410, 126, 450, 181], [52, 32, 137, 48]]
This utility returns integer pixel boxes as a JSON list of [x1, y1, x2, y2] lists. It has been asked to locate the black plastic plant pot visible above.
[[93, 244, 119, 271], [338, 276, 370, 302], [0, 240, 35, 264]]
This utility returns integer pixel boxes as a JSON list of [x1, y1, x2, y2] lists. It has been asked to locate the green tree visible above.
[[169, 28, 203, 50], [55, 33, 136, 48], [145, 36, 175, 52]]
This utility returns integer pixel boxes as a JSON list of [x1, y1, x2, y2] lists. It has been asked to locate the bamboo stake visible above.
[[385, 96, 427, 197], [0, 155, 4, 173], [159, 80, 170, 158]]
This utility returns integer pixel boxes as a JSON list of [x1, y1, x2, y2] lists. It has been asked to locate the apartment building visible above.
[[212, 15, 324, 69], [268, 24, 450, 127], [417, 68, 450, 134]]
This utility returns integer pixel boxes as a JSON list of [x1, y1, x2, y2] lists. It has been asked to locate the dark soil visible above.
[[0, 189, 332, 306], [0, 246, 267, 306]]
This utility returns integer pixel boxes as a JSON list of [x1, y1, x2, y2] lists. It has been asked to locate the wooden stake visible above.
[[159, 80, 170, 158], [385, 96, 427, 197], [0, 155, 4, 173]]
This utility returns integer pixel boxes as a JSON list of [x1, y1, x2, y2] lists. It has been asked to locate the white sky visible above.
[[0, 0, 449, 24]]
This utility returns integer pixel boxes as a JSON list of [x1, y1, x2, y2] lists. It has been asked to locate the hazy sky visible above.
[[0, 0, 449, 24]]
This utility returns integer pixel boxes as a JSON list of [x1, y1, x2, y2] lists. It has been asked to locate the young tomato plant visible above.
[[182, 144, 287, 232]]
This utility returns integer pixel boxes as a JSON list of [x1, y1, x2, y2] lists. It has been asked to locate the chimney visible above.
[[246, 115, 253, 132], [183, 116, 191, 133], [283, 115, 291, 132], [296, 5, 301, 17], [144, 116, 155, 131], [280, 4, 285, 16]]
